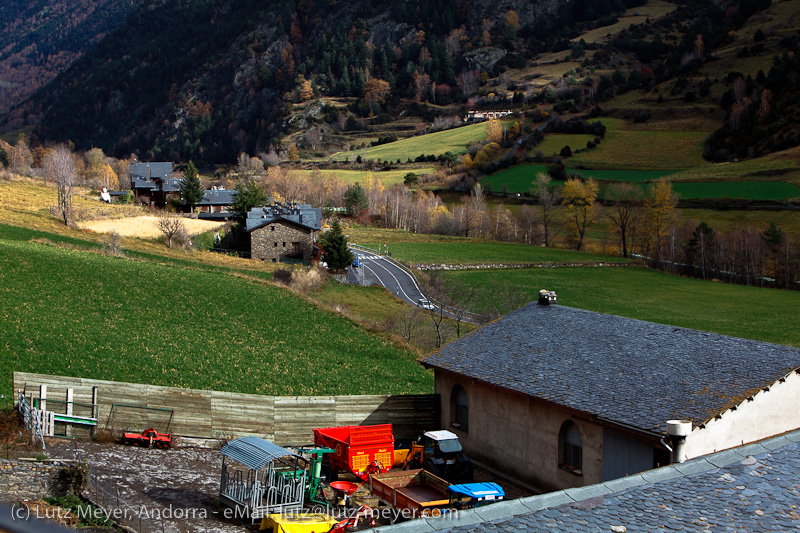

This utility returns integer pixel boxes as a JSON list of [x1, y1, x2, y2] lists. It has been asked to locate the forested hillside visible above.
[[3, 0, 797, 165], [0, 0, 142, 123], [19, 0, 647, 162]]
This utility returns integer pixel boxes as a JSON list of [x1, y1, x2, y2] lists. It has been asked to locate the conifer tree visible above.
[[180, 160, 204, 213], [317, 218, 353, 271]]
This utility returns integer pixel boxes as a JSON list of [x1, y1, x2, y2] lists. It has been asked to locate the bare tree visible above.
[[395, 307, 425, 344], [237, 152, 263, 181], [156, 212, 186, 248], [606, 182, 643, 258], [530, 172, 561, 246], [43, 144, 78, 226]]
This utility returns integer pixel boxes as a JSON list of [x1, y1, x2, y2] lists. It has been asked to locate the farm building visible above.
[[130, 162, 181, 206], [246, 203, 322, 262], [421, 302, 800, 493]]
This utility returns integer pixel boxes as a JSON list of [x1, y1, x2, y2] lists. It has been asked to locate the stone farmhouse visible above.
[[245, 203, 322, 262], [421, 301, 800, 494]]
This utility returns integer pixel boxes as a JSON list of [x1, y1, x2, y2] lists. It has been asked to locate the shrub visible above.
[[194, 231, 215, 251], [273, 268, 293, 285]]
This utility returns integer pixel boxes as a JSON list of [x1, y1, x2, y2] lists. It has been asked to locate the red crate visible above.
[[313, 424, 394, 480]]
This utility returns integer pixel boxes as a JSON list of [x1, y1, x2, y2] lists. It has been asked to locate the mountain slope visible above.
[[0, 0, 143, 124]]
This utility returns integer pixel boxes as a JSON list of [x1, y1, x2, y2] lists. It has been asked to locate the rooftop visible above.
[[422, 303, 800, 433], [366, 429, 800, 532]]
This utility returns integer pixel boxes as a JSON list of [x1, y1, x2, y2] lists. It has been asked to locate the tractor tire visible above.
[[423, 460, 445, 480]]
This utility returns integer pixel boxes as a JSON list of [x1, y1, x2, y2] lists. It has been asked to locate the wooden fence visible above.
[[13, 372, 439, 445]]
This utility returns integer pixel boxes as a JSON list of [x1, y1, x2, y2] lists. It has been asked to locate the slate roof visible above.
[[422, 303, 800, 433], [130, 162, 172, 180], [245, 204, 322, 232], [197, 188, 238, 206], [366, 430, 800, 533]]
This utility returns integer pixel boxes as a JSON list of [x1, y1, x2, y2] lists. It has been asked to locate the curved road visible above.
[[348, 248, 426, 307]]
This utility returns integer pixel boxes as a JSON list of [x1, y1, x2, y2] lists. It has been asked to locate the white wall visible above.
[[684, 370, 800, 459]]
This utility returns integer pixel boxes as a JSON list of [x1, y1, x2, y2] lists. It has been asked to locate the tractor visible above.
[[396, 430, 473, 484]]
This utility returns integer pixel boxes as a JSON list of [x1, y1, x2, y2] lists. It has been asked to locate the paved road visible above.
[[348, 248, 427, 307]]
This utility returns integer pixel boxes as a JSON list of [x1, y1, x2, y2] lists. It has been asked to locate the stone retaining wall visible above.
[[419, 261, 635, 271], [0, 459, 60, 502]]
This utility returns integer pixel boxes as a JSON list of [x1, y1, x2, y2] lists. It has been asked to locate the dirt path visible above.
[[48, 440, 248, 533]]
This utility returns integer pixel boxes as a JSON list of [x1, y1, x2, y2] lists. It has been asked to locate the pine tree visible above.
[[231, 177, 268, 221], [180, 160, 204, 212], [317, 218, 353, 271]]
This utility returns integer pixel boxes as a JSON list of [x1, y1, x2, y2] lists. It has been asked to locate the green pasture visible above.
[[534, 134, 596, 156], [326, 121, 509, 162], [569, 118, 710, 170], [0, 231, 431, 406], [672, 181, 800, 200], [668, 156, 800, 185], [440, 267, 800, 347], [356, 239, 636, 266], [570, 168, 679, 183], [293, 168, 435, 187], [481, 165, 550, 194]]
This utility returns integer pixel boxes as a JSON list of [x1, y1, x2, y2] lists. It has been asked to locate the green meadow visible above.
[[0, 229, 432, 406], [326, 121, 509, 162], [440, 267, 800, 348]]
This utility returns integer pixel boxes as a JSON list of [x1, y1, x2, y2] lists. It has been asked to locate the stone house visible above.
[[245, 204, 322, 262], [421, 301, 800, 493]]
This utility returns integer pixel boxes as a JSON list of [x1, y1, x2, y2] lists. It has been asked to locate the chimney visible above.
[[666, 420, 691, 463]]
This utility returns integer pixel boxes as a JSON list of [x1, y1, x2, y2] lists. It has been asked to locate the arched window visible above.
[[451, 385, 468, 432], [559, 420, 582, 474]]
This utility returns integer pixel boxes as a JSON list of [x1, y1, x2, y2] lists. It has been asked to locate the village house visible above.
[[421, 301, 800, 493], [245, 203, 322, 262], [196, 186, 237, 218], [129, 162, 180, 206]]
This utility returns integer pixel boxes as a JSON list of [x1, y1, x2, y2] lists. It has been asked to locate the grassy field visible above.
[[569, 118, 711, 169], [325, 122, 510, 162], [440, 267, 800, 348], [535, 134, 597, 156], [481, 164, 550, 194], [574, 0, 677, 44], [77, 216, 225, 238], [292, 168, 435, 187], [0, 231, 432, 406], [672, 181, 800, 201], [668, 148, 800, 185], [570, 168, 679, 183], [356, 239, 636, 265]]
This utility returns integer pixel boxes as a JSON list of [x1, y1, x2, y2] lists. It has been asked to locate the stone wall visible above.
[[250, 221, 316, 262], [0, 460, 60, 502]]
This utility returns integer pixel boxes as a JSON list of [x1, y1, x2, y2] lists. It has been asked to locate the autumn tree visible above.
[[237, 152, 263, 180], [561, 178, 598, 250], [644, 180, 678, 266], [364, 78, 391, 111], [180, 160, 204, 212], [485, 119, 502, 143], [606, 182, 643, 258], [43, 145, 77, 226], [9, 135, 33, 175]]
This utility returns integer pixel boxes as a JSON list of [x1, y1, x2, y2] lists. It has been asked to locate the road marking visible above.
[[354, 250, 419, 305]]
